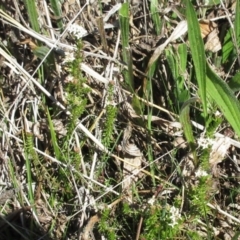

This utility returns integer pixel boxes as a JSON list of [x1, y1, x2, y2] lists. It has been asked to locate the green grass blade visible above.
[[46, 107, 61, 160], [119, 3, 129, 52], [150, 0, 161, 35], [206, 63, 240, 137], [166, 44, 189, 112], [186, 0, 207, 118], [180, 98, 198, 166], [234, 0, 240, 47], [222, 30, 234, 64], [33, 46, 51, 61], [166, 48, 177, 79], [50, 0, 63, 30], [178, 44, 188, 81], [119, 3, 134, 91], [177, 44, 189, 102], [23, 0, 40, 32]]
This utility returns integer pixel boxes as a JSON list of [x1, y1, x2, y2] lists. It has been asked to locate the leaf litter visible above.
[[0, 0, 240, 239]]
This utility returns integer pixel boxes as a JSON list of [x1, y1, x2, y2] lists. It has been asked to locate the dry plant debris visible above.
[[0, 0, 240, 239]]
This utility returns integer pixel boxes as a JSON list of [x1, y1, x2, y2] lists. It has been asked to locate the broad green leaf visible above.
[[186, 0, 207, 118], [206, 64, 240, 137], [119, 3, 129, 48], [180, 98, 198, 166]]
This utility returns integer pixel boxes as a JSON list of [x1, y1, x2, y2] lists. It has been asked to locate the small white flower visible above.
[[197, 137, 214, 149], [62, 51, 75, 64], [147, 196, 156, 205], [68, 23, 88, 39], [65, 75, 74, 83], [195, 168, 209, 178], [168, 206, 181, 227]]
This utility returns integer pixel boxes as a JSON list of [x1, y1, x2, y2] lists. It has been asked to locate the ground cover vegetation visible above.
[[0, 0, 240, 239]]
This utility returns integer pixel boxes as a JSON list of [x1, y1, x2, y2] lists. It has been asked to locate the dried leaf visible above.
[[199, 20, 216, 38], [205, 28, 221, 52], [209, 136, 231, 168], [122, 124, 143, 203], [199, 20, 221, 52], [19, 38, 38, 50]]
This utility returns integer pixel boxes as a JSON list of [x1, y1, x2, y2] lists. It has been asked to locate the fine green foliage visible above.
[[1, 0, 240, 239], [186, 0, 207, 117], [23, 132, 35, 205], [142, 204, 182, 239], [65, 42, 90, 135], [98, 208, 118, 240], [102, 107, 118, 149], [59, 41, 90, 175], [189, 175, 211, 218]]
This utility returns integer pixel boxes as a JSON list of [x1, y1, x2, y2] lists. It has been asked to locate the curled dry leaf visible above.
[[122, 124, 143, 203], [81, 214, 100, 240], [199, 20, 216, 38], [204, 28, 221, 52], [209, 136, 231, 174], [199, 20, 221, 52]]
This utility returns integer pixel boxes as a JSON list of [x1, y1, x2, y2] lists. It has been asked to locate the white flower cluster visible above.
[[62, 51, 75, 64], [168, 206, 181, 227], [68, 23, 88, 39], [195, 168, 208, 177], [197, 136, 214, 149]]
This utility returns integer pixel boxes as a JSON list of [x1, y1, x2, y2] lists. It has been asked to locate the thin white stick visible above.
[[207, 203, 240, 224]]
